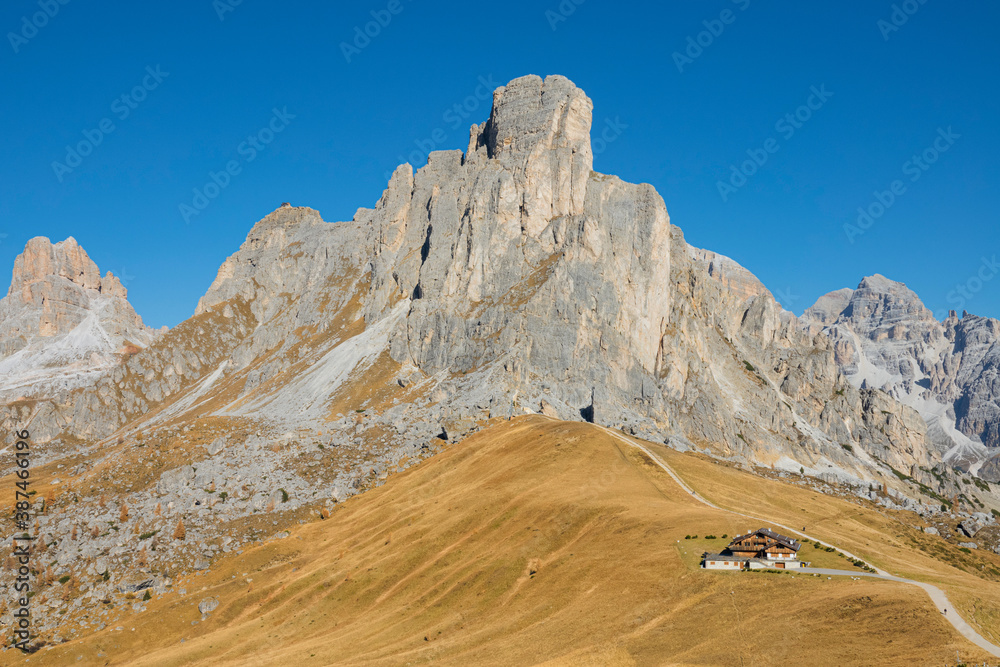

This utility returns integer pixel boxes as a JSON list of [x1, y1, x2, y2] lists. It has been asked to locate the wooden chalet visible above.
[[703, 527, 808, 570]]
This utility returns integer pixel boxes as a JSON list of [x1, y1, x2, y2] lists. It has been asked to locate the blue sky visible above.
[[1, 0, 997, 327]]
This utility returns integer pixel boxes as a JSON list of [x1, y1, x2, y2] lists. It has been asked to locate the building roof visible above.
[[729, 527, 801, 552], [702, 553, 749, 562]]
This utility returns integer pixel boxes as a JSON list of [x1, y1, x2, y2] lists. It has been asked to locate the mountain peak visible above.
[[483, 74, 593, 164], [9, 236, 104, 299], [0, 236, 157, 382], [856, 273, 915, 296], [802, 287, 855, 326]]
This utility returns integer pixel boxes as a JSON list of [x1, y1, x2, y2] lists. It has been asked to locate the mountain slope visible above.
[[13, 417, 995, 666]]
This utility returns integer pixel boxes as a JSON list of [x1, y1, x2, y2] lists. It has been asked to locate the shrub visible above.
[[173, 520, 186, 541], [143, 591, 151, 602], [139, 530, 159, 540], [721, 534, 728, 539], [58, 575, 71, 584], [219, 492, 228, 502], [691, 535, 698, 539], [684, 535, 691, 540], [279, 488, 290, 503], [705, 535, 717, 540], [101, 570, 110, 582], [743, 361, 755, 372]]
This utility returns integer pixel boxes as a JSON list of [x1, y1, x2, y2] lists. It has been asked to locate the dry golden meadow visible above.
[[14, 416, 998, 666]]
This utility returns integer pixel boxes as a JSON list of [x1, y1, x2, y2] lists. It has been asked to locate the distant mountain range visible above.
[[803, 274, 1000, 479]]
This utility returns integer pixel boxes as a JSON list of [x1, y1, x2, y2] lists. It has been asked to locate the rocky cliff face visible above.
[[145, 75, 945, 489], [686, 246, 771, 302], [196, 75, 674, 436], [0, 237, 159, 403], [803, 276, 1000, 478]]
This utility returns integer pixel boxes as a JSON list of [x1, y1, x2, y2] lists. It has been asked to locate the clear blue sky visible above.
[[1, 0, 998, 327]]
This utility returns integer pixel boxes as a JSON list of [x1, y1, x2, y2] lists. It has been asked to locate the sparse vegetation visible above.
[[17, 418, 1000, 665]]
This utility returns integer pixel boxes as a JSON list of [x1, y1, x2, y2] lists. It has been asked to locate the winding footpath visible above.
[[598, 425, 1000, 658]]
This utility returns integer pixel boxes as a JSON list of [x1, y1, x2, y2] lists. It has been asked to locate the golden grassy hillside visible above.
[[14, 417, 994, 666], [660, 444, 1000, 651]]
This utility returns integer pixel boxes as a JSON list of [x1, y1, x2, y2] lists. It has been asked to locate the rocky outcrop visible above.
[[687, 247, 771, 302], [1, 237, 147, 354], [186, 75, 943, 486], [0, 237, 159, 404]]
